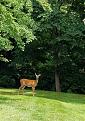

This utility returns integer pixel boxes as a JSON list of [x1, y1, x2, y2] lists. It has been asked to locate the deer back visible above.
[[20, 79, 37, 87]]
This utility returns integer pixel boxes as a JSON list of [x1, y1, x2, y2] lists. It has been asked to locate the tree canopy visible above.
[[0, 0, 85, 93]]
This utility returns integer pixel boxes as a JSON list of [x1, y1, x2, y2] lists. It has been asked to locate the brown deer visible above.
[[19, 73, 41, 96]]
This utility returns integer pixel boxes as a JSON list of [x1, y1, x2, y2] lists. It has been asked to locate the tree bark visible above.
[[55, 69, 61, 92]]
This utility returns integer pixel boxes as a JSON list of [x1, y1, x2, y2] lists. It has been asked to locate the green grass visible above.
[[0, 89, 85, 121]]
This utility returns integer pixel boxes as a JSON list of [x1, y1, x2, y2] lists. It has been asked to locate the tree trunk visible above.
[[55, 70, 61, 92]]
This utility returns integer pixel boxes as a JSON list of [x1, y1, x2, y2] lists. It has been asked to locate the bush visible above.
[[0, 75, 16, 88]]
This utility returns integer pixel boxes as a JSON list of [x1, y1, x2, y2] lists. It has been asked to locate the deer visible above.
[[19, 73, 41, 96]]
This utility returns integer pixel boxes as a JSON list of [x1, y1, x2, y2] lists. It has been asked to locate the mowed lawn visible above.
[[0, 89, 85, 121]]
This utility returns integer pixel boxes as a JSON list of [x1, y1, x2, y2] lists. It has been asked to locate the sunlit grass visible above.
[[0, 88, 85, 121]]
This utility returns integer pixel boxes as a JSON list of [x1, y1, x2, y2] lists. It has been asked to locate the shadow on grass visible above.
[[0, 89, 19, 104], [36, 90, 85, 104], [0, 89, 31, 104], [0, 89, 85, 104], [0, 89, 33, 96], [0, 90, 18, 95], [0, 96, 11, 103]]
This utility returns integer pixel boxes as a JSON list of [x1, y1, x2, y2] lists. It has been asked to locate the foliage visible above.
[[0, 0, 85, 93], [32, 0, 85, 92], [0, 0, 36, 58]]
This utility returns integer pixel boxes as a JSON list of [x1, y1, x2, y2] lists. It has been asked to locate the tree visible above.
[[0, 0, 36, 61], [0, 0, 85, 93], [33, 0, 85, 92]]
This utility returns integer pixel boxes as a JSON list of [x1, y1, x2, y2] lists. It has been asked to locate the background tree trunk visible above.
[[55, 69, 61, 92]]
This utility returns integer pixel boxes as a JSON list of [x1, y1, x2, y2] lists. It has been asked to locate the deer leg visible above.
[[19, 85, 25, 95], [21, 86, 25, 95], [32, 87, 35, 96], [19, 86, 22, 94]]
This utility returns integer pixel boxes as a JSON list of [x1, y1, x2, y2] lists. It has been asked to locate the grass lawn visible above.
[[0, 89, 85, 121]]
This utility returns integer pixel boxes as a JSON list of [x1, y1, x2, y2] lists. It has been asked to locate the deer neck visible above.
[[36, 77, 39, 84]]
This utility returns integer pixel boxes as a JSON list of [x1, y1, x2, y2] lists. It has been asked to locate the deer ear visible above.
[[35, 73, 37, 76], [39, 74, 41, 76]]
